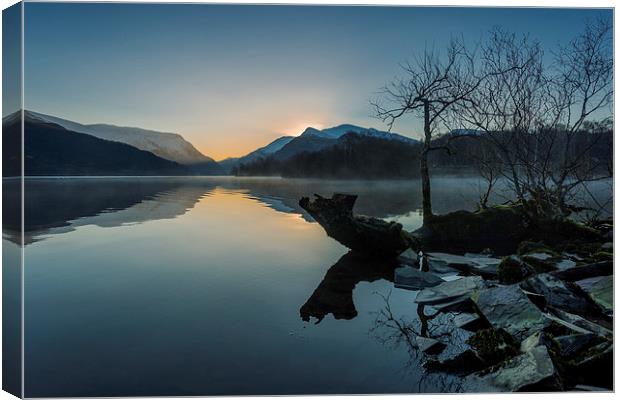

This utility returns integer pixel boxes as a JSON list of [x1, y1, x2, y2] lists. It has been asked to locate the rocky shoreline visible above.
[[300, 193, 613, 392]]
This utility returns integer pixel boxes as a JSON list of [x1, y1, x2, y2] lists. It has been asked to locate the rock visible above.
[[517, 241, 556, 256], [600, 242, 612, 251], [415, 276, 485, 306], [573, 385, 610, 391], [426, 257, 462, 275], [416, 336, 446, 355], [592, 251, 613, 262], [520, 331, 546, 353], [428, 295, 475, 313], [498, 255, 535, 284], [466, 328, 519, 366], [544, 312, 597, 336], [397, 248, 419, 267], [521, 273, 595, 315], [471, 285, 548, 341], [521, 252, 558, 273], [427, 252, 501, 279], [576, 276, 613, 316], [550, 261, 612, 282], [521, 289, 547, 309], [425, 328, 519, 376], [463, 345, 560, 392], [554, 259, 577, 271], [394, 266, 444, 291], [453, 312, 483, 331], [554, 333, 604, 358], [569, 342, 613, 389], [548, 309, 612, 339]]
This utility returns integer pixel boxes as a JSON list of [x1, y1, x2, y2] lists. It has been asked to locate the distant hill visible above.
[[219, 135, 294, 174], [26, 111, 223, 175], [273, 124, 417, 161], [236, 126, 613, 180], [223, 124, 416, 173], [237, 131, 423, 179], [3, 112, 188, 176]]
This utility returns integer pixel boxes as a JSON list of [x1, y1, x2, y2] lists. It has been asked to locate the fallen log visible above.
[[299, 193, 416, 257], [550, 261, 612, 282]]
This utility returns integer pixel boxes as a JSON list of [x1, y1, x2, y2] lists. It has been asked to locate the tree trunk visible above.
[[421, 99, 433, 224]]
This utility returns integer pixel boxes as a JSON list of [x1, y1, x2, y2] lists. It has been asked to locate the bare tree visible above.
[[455, 20, 612, 221], [373, 39, 479, 224]]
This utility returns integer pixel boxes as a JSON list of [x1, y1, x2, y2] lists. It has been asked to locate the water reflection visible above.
[[300, 251, 399, 322], [4, 176, 502, 245], [11, 176, 612, 396]]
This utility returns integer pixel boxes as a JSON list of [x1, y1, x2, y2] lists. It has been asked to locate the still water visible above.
[[2, 176, 612, 396]]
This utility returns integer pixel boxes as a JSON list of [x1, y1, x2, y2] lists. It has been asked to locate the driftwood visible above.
[[299, 193, 415, 257], [550, 261, 613, 282]]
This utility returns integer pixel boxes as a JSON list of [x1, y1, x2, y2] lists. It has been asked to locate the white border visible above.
[[0, 2, 616, 400]]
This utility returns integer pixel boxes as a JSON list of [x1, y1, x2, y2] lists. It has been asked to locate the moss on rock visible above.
[[498, 255, 535, 284], [466, 328, 519, 366]]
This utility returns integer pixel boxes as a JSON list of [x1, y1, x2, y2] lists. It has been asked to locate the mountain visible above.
[[236, 131, 422, 179], [26, 111, 223, 174], [302, 124, 416, 143], [219, 135, 294, 173], [3, 112, 188, 176], [272, 124, 417, 161], [220, 124, 417, 173]]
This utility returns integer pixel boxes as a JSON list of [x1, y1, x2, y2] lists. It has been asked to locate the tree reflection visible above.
[[300, 251, 399, 323]]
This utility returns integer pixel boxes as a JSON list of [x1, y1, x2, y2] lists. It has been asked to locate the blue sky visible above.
[[23, 4, 612, 159]]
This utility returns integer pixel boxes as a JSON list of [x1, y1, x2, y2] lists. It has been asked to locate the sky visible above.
[[22, 4, 612, 160]]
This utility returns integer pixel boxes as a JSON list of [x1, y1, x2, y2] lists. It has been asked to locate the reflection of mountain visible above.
[[3, 176, 493, 246], [2, 179, 215, 245], [300, 251, 399, 322]]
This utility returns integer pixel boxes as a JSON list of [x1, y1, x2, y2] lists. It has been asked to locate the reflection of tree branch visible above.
[[370, 291, 465, 392]]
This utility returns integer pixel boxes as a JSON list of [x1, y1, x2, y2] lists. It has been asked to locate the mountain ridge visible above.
[[25, 111, 222, 173], [3, 113, 189, 177]]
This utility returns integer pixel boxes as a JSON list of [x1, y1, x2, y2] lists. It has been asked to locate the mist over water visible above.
[[4, 176, 612, 396]]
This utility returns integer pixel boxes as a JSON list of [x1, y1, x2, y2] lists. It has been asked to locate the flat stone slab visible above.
[[463, 345, 558, 392], [522, 273, 593, 315], [544, 312, 598, 336], [549, 309, 613, 339], [555, 333, 603, 358], [525, 252, 553, 261], [415, 276, 485, 306], [397, 248, 419, 267], [427, 252, 501, 278], [576, 276, 613, 316], [472, 284, 548, 341], [555, 259, 577, 271], [394, 266, 443, 291]]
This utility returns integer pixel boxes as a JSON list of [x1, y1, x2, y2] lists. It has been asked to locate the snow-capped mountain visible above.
[[221, 124, 418, 172], [272, 124, 417, 161], [300, 124, 418, 144], [25, 111, 220, 169]]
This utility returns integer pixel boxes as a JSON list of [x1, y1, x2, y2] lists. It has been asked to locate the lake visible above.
[[2, 176, 612, 396]]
